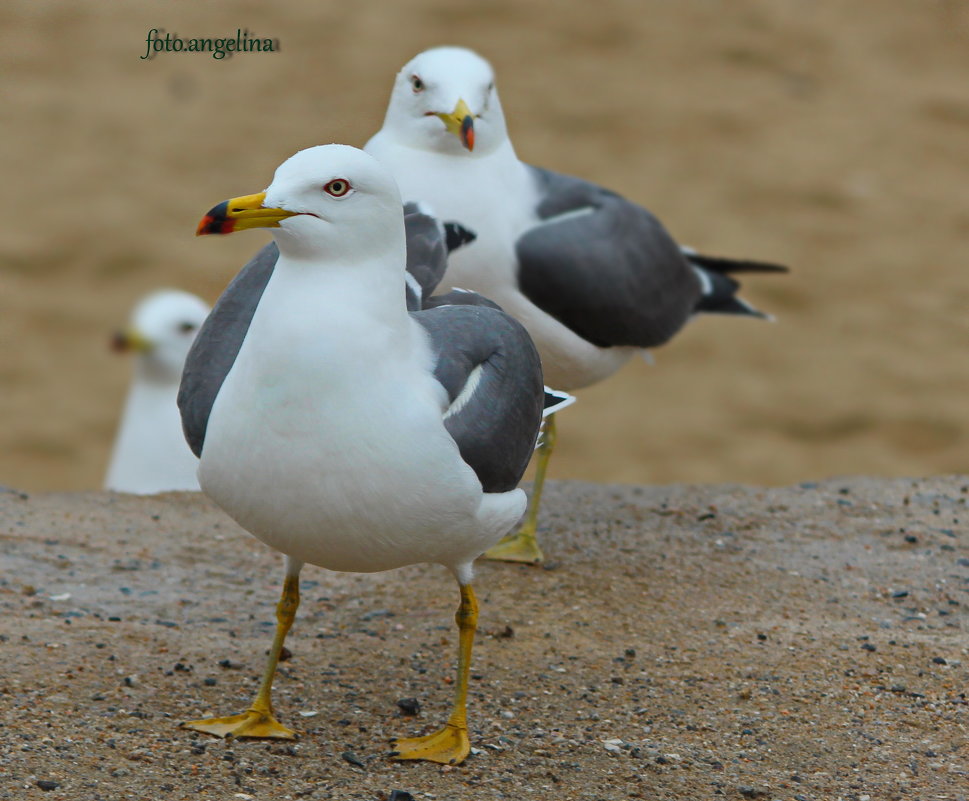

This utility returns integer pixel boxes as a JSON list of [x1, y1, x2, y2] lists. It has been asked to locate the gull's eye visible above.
[[410, 74, 425, 93], [323, 179, 352, 197], [178, 321, 197, 334], [488, 81, 494, 92]]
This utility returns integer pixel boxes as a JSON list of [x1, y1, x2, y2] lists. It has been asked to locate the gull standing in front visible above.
[[179, 144, 546, 765], [366, 46, 787, 563]]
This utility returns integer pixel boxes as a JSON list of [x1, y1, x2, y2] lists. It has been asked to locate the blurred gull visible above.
[[104, 289, 209, 493]]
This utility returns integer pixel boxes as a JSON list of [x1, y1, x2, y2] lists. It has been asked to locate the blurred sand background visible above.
[[2, 0, 967, 492]]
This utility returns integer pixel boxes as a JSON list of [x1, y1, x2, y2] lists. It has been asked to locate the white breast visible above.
[[105, 379, 200, 493], [365, 137, 637, 390], [197, 263, 521, 575]]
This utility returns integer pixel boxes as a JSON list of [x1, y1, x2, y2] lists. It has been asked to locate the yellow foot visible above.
[[484, 530, 544, 564], [181, 709, 296, 740], [391, 723, 470, 765]]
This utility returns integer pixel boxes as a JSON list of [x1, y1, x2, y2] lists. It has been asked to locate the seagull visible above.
[[104, 289, 209, 493], [178, 144, 548, 765], [365, 46, 788, 563]]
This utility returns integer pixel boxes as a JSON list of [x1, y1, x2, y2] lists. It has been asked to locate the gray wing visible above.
[[403, 203, 477, 311], [517, 165, 703, 348], [421, 288, 573, 419], [412, 304, 544, 493], [178, 242, 278, 457], [403, 204, 449, 311]]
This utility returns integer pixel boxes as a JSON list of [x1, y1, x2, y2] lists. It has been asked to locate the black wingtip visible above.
[[697, 296, 772, 319], [542, 388, 576, 416], [687, 253, 790, 274], [443, 222, 477, 253]]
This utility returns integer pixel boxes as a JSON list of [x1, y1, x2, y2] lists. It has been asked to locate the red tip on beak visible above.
[[196, 201, 234, 236], [461, 116, 475, 152]]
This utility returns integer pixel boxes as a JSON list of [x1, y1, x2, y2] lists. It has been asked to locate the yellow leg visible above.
[[181, 572, 300, 740], [392, 584, 478, 765], [485, 414, 557, 563]]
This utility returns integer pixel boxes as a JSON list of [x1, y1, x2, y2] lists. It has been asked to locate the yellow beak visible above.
[[196, 192, 298, 236], [111, 328, 152, 354], [435, 98, 475, 151]]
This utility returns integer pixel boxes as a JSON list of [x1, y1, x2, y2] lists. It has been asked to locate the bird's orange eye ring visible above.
[[410, 74, 425, 93], [323, 179, 351, 197]]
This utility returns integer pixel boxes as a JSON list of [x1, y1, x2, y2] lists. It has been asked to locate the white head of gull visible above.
[[378, 46, 508, 157], [104, 289, 209, 493], [366, 46, 787, 563], [179, 144, 546, 765]]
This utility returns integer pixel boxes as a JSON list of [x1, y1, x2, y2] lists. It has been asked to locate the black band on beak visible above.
[[197, 201, 233, 235], [461, 115, 475, 151]]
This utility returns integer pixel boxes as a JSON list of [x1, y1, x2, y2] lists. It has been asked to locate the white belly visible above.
[[105, 381, 200, 493], [198, 271, 522, 575]]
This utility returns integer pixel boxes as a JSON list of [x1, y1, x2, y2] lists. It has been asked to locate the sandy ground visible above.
[[2, 1, 969, 492], [2, 477, 967, 799]]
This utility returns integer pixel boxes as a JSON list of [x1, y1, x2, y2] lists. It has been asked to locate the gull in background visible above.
[[104, 289, 208, 493], [366, 46, 788, 563]]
